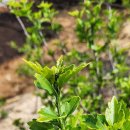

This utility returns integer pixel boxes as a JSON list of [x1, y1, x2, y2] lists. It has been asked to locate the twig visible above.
[[39, 31, 56, 62], [39, 31, 48, 47], [16, 16, 29, 37], [80, 102, 88, 113], [106, 4, 117, 97], [103, 3, 125, 10]]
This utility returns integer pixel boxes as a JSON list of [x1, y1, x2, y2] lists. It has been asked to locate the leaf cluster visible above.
[[26, 56, 88, 130]]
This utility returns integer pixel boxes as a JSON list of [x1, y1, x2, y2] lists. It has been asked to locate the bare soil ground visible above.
[[0, 93, 42, 130], [0, 7, 130, 130]]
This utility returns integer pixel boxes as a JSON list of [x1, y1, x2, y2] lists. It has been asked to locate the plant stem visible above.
[[54, 75, 65, 130], [106, 3, 117, 97], [55, 93, 65, 130], [108, 46, 117, 97], [55, 94, 61, 117], [39, 31, 56, 62]]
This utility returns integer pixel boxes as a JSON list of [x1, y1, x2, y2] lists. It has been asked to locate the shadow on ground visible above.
[[0, 13, 25, 64]]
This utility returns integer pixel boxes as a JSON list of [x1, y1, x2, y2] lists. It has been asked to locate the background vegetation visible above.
[[0, 0, 130, 130]]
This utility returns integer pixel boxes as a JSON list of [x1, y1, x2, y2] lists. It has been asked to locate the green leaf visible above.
[[56, 55, 64, 68], [25, 61, 54, 80], [82, 114, 97, 129], [41, 66, 54, 80], [38, 2, 52, 9], [105, 96, 124, 126], [7, 0, 21, 7], [69, 10, 79, 17], [96, 115, 108, 130], [57, 70, 71, 87], [72, 63, 88, 74], [34, 74, 54, 95], [58, 63, 88, 87], [83, 114, 108, 130], [61, 96, 80, 118], [28, 119, 54, 130], [24, 60, 43, 74], [123, 121, 130, 130], [62, 64, 75, 73], [37, 107, 58, 122]]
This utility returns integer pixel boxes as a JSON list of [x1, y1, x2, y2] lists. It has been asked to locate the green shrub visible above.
[[8, 0, 60, 62], [26, 56, 88, 129], [26, 57, 130, 130], [68, 0, 129, 112]]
